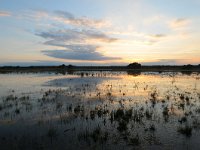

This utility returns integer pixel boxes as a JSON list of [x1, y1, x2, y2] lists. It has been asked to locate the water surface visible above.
[[0, 71, 200, 150]]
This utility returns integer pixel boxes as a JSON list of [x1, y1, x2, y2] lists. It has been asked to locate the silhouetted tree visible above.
[[183, 64, 193, 70], [127, 62, 141, 69], [68, 64, 73, 69], [59, 64, 66, 68]]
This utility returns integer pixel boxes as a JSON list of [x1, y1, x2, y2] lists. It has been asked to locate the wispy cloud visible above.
[[0, 11, 11, 17], [145, 34, 167, 44], [53, 10, 110, 28], [23, 10, 110, 29], [149, 34, 166, 38], [142, 59, 182, 65], [169, 18, 190, 29]]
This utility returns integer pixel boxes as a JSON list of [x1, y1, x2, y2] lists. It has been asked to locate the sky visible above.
[[0, 0, 200, 66]]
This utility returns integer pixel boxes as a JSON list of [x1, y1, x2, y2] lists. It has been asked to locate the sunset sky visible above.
[[0, 0, 200, 66]]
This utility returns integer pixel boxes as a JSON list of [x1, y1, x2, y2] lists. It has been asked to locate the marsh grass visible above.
[[47, 127, 58, 144], [178, 125, 192, 137]]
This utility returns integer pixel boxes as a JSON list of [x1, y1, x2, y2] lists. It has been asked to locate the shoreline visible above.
[[0, 65, 200, 73]]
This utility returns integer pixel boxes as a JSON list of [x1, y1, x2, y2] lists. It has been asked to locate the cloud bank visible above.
[[35, 10, 120, 61], [42, 45, 120, 61], [36, 29, 117, 43]]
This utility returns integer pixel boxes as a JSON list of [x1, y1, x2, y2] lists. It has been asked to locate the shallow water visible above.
[[0, 71, 200, 150]]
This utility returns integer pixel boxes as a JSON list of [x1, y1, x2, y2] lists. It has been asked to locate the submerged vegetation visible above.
[[0, 71, 200, 149]]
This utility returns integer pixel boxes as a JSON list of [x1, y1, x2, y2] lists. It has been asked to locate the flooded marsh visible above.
[[0, 71, 200, 150]]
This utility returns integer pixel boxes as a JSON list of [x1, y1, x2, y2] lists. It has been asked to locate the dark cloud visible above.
[[36, 29, 117, 43], [42, 45, 120, 61]]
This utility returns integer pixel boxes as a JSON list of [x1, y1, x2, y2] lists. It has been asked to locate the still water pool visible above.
[[0, 71, 200, 150]]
